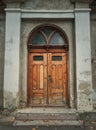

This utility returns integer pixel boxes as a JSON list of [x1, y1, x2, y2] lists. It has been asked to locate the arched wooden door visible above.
[[27, 26, 68, 106]]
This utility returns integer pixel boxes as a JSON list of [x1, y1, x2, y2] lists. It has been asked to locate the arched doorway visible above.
[[27, 25, 69, 107]]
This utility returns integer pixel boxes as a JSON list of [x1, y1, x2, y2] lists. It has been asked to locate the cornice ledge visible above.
[[75, 8, 91, 12], [3, 0, 26, 3], [5, 8, 21, 12], [71, 0, 91, 3]]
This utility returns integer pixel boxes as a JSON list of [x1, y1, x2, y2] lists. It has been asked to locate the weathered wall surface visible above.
[[91, 14, 96, 109], [0, 0, 95, 110], [3, 11, 21, 109], [0, 14, 5, 108], [20, 20, 74, 106], [21, 0, 74, 10]]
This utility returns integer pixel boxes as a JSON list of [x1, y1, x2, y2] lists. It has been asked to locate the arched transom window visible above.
[[28, 26, 68, 51]]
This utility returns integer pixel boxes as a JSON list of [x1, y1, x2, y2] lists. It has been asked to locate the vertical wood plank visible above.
[[48, 53, 52, 101], [37, 65, 40, 90], [33, 65, 37, 89], [58, 65, 62, 89], [40, 65, 43, 89], [43, 54, 47, 100], [52, 65, 55, 88]]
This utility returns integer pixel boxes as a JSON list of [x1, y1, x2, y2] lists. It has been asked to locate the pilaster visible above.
[[75, 8, 93, 111], [4, 9, 21, 109]]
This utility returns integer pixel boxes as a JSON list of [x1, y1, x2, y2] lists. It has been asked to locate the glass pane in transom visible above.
[[32, 32, 46, 45], [50, 32, 64, 45], [42, 28, 54, 38]]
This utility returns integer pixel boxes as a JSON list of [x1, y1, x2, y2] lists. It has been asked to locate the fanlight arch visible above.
[[28, 24, 69, 51]]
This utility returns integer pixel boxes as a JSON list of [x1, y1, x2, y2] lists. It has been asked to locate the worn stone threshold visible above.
[[17, 107, 77, 114]]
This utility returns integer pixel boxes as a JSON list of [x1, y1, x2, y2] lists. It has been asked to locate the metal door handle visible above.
[[48, 75, 52, 82]]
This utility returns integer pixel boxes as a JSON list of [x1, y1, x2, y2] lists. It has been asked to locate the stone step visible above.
[[15, 113, 79, 120], [17, 108, 76, 114], [13, 119, 82, 127], [13, 108, 82, 127], [13, 112, 82, 127]]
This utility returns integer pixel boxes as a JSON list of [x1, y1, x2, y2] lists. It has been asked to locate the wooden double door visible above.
[[28, 52, 68, 106]]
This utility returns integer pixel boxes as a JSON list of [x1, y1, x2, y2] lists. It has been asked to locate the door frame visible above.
[[27, 51, 68, 106], [27, 25, 69, 106]]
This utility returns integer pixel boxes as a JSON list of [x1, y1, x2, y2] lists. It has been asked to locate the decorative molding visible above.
[[21, 10, 74, 19], [5, 8, 21, 12], [5, 8, 91, 19], [75, 8, 91, 12], [5, 9, 75, 19]]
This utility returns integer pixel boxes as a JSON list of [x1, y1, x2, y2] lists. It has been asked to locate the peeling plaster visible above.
[[79, 81, 90, 90], [4, 91, 19, 110], [78, 92, 93, 111], [79, 81, 92, 96], [80, 71, 91, 75]]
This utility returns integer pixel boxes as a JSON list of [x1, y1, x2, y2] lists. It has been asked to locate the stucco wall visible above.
[[0, 0, 95, 110], [0, 14, 5, 108], [20, 19, 75, 107], [21, 0, 74, 10], [91, 14, 96, 109]]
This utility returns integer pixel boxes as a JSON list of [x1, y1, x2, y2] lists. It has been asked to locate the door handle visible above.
[[48, 75, 52, 82]]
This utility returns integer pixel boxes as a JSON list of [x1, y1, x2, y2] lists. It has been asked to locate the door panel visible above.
[[28, 52, 67, 106], [48, 53, 67, 105], [28, 53, 47, 105]]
